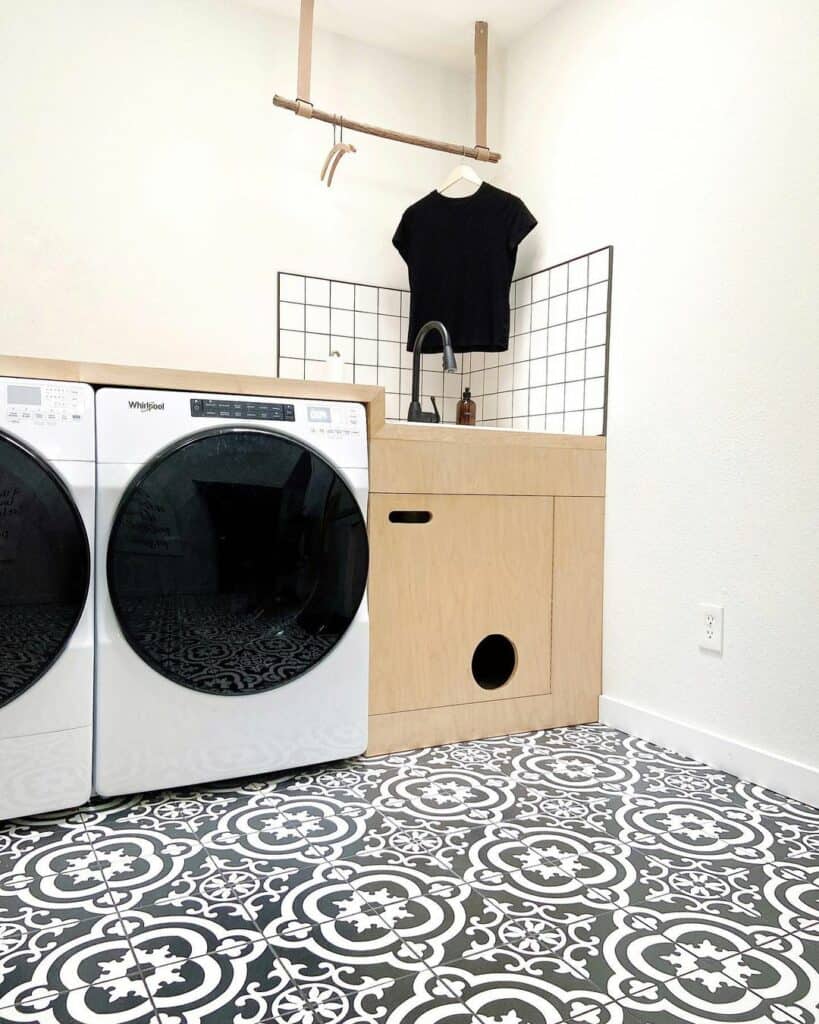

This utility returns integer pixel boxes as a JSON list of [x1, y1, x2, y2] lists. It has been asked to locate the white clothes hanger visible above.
[[437, 163, 483, 198]]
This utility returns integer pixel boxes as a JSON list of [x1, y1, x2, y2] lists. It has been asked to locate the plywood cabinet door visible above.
[[551, 497, 605, 726], [368, 494, 553, 716]]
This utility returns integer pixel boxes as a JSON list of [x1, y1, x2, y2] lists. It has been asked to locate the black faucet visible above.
[[407, 321, 458, 422]]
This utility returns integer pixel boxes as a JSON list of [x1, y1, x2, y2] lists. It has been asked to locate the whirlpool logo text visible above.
[[127, 401, 165, 412]]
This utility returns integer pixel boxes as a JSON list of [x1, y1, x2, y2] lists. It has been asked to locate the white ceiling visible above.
[[245, 0, 565, 70]]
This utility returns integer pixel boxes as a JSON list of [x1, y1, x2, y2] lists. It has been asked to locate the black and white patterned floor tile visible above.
[[1, 723, 817, 1023], [0, 813, 91, 879]]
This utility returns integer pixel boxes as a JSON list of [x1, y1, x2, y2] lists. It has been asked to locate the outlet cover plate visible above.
[[700, 603, 724, 653]]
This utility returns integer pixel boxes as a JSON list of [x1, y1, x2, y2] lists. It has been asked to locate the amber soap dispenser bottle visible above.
[[456, 388, 476, 425]]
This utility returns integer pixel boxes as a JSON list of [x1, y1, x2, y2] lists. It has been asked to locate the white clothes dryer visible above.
[[94, 387, 369, 796]]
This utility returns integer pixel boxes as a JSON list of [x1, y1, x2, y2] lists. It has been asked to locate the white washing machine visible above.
[[0, 377, 94, 819], [94, 388, 369, 796]]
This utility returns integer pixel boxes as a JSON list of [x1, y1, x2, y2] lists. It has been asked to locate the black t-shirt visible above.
[[393, 182, 537, 353]]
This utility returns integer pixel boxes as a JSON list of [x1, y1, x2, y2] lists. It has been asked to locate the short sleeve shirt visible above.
[[393, 183, 537, 353]]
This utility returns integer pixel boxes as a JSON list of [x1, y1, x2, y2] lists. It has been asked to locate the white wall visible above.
[[500, 0, 819, 787], [3, 0, 817, 792], [0, 0, 469, 374]]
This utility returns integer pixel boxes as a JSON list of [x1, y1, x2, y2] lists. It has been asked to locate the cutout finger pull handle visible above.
[[388, 510, 432, 524]]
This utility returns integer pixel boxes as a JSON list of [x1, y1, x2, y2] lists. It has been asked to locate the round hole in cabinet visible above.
[[471, 634, 517, 690]]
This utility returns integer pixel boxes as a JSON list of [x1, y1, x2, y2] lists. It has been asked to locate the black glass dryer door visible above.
[[0, 433, 91, 707], [107, 428, 369, 696]]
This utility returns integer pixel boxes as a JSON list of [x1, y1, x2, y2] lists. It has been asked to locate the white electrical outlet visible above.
[[699, 603, 724, 653]]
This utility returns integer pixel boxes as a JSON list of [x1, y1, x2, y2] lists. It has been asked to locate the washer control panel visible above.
[[4, 381, 88, 425], [190, 398, 295, 421]]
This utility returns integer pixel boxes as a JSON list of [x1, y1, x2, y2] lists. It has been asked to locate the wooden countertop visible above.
[[373, 422, 605, 450], [0, 355, 605, 450], [0, 355, 386, 436]]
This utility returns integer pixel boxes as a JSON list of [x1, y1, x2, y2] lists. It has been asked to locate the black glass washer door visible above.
[[0, 432, 91, 708], [107, 427, 369, 696]]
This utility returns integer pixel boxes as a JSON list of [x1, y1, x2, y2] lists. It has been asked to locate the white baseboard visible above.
[[599, 695, 819, 808]]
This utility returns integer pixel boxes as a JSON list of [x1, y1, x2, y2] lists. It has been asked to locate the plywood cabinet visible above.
[[366, 424, 606, 756], [368, 494, 553, 717], [551, 497, 605, 727]]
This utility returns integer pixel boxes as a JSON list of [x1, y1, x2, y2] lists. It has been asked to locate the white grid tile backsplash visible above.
[[277, 247, 611, 434]]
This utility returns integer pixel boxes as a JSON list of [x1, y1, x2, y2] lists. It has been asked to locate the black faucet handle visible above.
[[429, 396, 441, 423]]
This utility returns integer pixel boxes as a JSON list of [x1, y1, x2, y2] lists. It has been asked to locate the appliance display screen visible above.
[[7, 385, 42, 406], [308, 407, 331, 423]]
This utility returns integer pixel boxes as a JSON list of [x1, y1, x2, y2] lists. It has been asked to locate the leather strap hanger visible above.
[[275, 9, 500, 164]]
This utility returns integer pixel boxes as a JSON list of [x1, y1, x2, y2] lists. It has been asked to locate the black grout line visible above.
[[526, 279, 534, 425], [513, 245, 611, 284], [582, 256, 590, 435], [78, 804, 277, 1011], [280, 248, 612, 428], [602, 247, 615, 437], [76, 806, 165, 1011], [212, 813, 431, 1006]]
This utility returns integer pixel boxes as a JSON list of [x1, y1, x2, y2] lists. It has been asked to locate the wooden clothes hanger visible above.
[[319, 120, 356, 187]]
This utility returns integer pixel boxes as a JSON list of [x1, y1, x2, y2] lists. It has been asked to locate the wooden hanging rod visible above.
[[273, 3, 500, 164], [273, 95, 501, 163]]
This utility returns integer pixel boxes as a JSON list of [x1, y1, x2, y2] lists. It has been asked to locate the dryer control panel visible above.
[[188, 397, 364, 438], [4, 381, 89, 426], [97, 388, 367, 469], [1, 378, 95, 462], [305, 403, 363, 440]]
